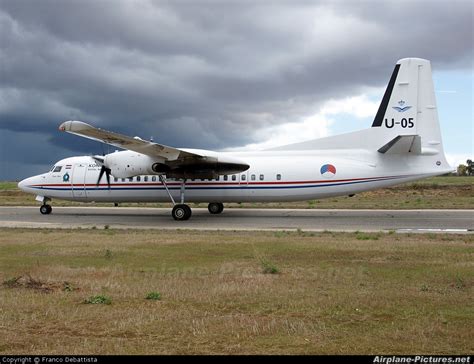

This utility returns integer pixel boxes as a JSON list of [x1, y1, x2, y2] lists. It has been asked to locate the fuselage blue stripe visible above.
[[28, 175, 408, 192]]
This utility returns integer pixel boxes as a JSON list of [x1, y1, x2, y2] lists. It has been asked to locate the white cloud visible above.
[[226, 91, 380, 151], [319, 93, 379, 118], [445, 153, 473, 170], [225, 113, 333, 151]]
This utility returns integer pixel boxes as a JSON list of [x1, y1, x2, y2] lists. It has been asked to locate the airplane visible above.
[[18, 58, 453, 220]]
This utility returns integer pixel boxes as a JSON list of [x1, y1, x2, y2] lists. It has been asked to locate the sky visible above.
[[0, 0, 472, 180]]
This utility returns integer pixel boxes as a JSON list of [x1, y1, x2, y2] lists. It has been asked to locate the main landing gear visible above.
[[208, 202, 224, 214], [160, 176, 192, 221], [40, 204, 52, 215], [172, 204, 192, 221], [159, 176, 225, 220]]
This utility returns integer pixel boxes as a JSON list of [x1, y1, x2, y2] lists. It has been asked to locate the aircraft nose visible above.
[[18, 177, 34, 192], [18, 178, 26, 191]]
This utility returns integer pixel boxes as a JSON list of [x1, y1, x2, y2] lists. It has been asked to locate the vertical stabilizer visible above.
[[372, 58, 446, 158]]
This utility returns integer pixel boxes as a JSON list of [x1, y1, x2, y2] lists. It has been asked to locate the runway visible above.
[[0, 206, 472, 233]]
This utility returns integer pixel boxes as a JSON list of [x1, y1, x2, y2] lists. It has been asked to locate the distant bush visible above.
[[2, 276, 21, 288], [260, 259, 280, 275], [356, 232, 380, 241], [145, 292, 162, 301], [454, 276, 466, 290], [104, 249, 113, 259], [84, 295, 112, 305], [62, 282, 76, 292]]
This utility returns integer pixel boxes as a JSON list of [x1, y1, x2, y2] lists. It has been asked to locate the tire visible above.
[[172, 204, 191, 221], [183, 204, 192, 219], [208, 202, 224, 214], [40, 205, 52, 215]]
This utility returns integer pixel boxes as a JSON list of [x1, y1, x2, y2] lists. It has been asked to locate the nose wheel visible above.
[[40, 204, 52, 215]]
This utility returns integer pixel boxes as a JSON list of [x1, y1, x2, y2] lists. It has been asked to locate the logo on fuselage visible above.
[[320, 164, 336, 178], [392, 100, 412, 112]]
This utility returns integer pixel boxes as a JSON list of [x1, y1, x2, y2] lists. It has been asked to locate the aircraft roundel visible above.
[[320, 164, 336, 177]]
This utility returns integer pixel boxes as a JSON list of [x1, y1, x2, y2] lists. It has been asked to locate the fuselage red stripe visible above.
[[29, 174, 417, 188]]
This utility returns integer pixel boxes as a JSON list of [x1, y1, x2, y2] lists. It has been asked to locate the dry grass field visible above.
[[0, 228, 472, 354], [1, 176, 472, 209]]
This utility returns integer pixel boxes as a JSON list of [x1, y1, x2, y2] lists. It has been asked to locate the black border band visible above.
[[372, 64, 400, 127]]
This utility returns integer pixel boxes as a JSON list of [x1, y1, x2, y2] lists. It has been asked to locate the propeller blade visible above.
[[96, 166, 106, 186], [94, 156, 111, 189], [105, 168, 111, 189]]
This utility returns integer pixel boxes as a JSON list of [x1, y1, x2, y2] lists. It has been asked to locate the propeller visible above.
[[93, 156, 111, 189]]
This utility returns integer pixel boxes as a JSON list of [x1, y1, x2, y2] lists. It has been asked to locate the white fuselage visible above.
[[18, 58, 453, 213], [18, 149, 443, 204]]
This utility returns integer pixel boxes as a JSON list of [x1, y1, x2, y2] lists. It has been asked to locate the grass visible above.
[[1, 176, 472, 209], [0, 228, 472, 354]]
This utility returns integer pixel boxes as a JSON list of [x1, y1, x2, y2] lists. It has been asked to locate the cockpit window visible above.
[[53, 166, 62, 173]]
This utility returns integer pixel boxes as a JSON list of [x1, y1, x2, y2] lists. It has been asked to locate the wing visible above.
[[59, 120, 198, 160], [59, 120, 249, 179]]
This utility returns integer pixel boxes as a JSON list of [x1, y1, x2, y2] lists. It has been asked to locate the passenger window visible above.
[[232, 175, 236, 181], [259, 174, 264, 181], [152, 176, 157, 182], [114, 177, 118, 182], [122, 178, 126, 182], [53, 166, 62, 173], [276, 174, 281, 181], [251, 174, 256, 181], [144, 176, 148, 182], [241, 174, 246, 181], [128, 177, 133, 182], [216, 176, 220, 181], [136, 176, 141, 182], [224, 175, 228, 181]]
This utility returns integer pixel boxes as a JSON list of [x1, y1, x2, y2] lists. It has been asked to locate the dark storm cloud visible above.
[[0, 0, 472, 179]]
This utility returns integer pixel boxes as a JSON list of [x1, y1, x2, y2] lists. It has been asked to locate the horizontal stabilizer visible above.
[[378, 135, 421, 154]]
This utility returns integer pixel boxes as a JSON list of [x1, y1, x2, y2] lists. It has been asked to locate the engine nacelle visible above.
[[104, 150, 164, 178], [102, 149, 249, 179]]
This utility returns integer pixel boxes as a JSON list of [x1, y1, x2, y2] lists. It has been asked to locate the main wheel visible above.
[[208, 202, 224, 214], [172, 204, 191, 221], [183, 204, 192, 219], [40, 205, 52, 215]]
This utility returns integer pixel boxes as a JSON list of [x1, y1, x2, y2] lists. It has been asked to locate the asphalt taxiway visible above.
[[0, 206, 472, 233]]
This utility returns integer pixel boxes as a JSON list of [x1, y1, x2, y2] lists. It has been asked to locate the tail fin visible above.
[[371, 58, 445, 157], [267, 58, 450, 173]]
